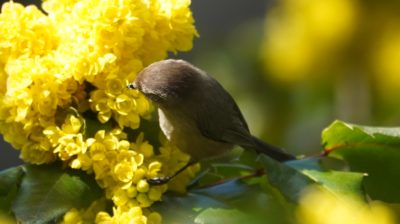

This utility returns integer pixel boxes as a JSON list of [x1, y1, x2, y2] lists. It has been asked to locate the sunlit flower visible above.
[[62, 198, 107, 224], [297, 186, 396, 224], [0, 0, 198, 223]]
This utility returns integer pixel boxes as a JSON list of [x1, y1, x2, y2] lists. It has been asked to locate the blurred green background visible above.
[[2, 0, 400, 169]]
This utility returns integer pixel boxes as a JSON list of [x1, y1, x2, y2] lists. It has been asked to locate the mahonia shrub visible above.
[[0, 0, 199, 223]]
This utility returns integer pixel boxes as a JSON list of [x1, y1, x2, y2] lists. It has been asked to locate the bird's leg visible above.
[[147, 159, 197, 185]]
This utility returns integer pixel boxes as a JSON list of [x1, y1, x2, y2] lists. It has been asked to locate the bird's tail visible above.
[[248, 136, 295, 162]]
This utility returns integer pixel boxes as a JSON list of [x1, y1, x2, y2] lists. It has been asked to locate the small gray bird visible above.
[[128, 59, 295, 185]]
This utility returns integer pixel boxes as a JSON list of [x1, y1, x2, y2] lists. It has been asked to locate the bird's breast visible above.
[[157, 108, 232, 161]]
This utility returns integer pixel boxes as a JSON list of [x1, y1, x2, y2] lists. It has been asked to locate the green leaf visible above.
[[0, 166, 24, 212], [156, 180, 258, 224], [191, 162, 254, 188], [194, 208, 247, 224], [286, 156, 348, 171], [322, 120, 400, 149], [322, 120, 400, 203], [194, 180, 295, 223], [156, 178, 294, 224], [192, 179, 267, 209], [259, 154, 365, 201], [12, 164, 102, 224], [154, 192, 227, 224], [188, 149, 259, 189], [259, 155, 314, 202], [301, 170, 365, 199], [157, 151, 365, 224]]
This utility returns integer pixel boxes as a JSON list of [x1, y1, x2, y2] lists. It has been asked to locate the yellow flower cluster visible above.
[[62, 198, 107, 224], [297, 186, 396, 224], [0, 0, 198, 223]]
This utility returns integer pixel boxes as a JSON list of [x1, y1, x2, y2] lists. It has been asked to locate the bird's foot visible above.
[[147, 176, 171, 185]]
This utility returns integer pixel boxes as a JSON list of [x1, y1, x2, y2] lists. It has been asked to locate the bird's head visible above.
[[128, 59, 201, 106]]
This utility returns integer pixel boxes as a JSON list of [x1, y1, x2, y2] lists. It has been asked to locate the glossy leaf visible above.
[[259, 155, 314, 202], [156, 176, 294, 224], [194, 208, 248, 224], [154, 191, 227, 224], [301, 170, 365, 199], [322, 120, 400, 202], [259, 154, 365, 201], [156, 180, 258, 224], [323, 120, 400, 149], [12, 164, 102, 224], [0, 166, 24, 212]]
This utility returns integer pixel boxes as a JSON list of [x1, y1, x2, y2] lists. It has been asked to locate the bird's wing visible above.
[[195, 79, 254, 147]]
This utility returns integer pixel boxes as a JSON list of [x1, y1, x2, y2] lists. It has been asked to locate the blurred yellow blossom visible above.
[[262, 0, 400, 95], [297, 186, 396, 224], [262, 0, 358, 82], [0, 0, 198, 223], [0, 212, 16, 224], [372, 25, 400, 91], [62, 198, 107, 224]]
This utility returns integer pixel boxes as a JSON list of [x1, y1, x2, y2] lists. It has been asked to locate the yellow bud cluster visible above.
[[156, 140, 201, 193], [62, 198, 107, 224], [96, 206, 162, 224]]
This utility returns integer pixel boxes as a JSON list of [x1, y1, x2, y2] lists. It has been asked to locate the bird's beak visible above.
[[127, 82, 137, 89]]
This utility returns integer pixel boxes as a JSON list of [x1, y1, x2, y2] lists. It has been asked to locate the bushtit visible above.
[[128, 59, 295, 185]]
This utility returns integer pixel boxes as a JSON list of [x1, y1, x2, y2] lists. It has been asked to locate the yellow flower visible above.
[[147, 212, 162, 224], [297, 186, 396, 224], [136, 179, 150, 193], [131, 168, 147, 184], [62, 198, 107, 224], [132, 133, 155, 158], [0, 212, 15, 224], [0, 2, 57, 61], [148, 187, 163, 201], [136, 193, 152, 208], [112, 187, 131, 207], [95, 211, 113, 224], [156, 142, 200, 193], [62, 208, 82, 224], [262, 0, 358, 82], [96, 212, 111, 224], [62, 115, 83, 134], [147, 162, 162, 179], [20, 142, 56, 165], [0, 0, 198, 222], [86, 129, 168, 214], [114, 160, 135, 183], [127, 186, 138, 198], [96, 206, 154, 224], [115, 206, 147, 224], [70, 153, 93, 171], [55, 133, 87, 160], [372, 26, 400, 91]]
